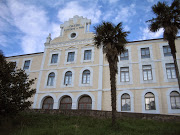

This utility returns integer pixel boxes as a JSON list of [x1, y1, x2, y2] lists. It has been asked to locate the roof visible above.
[[6, 36, 180, 58]]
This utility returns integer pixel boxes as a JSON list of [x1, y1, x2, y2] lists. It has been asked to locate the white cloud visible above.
[[124, 25, 130, 31], [3, 0, 59, 54], [57, 1, 101, 24], [114, 4, 136, 23], [0, 34, 8, 47], [139, 27, 164, 40], [109, 0, 118, 3], [147, 0, 155, 3]]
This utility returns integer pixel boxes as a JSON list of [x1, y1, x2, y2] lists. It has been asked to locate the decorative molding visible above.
[[48, 51, 61, 66], [79, 67, 93, 87], [97, 91, 102, 110], [61, 68, 75, 88], [141, 89, 160, 114], [44, 70, 58, 89], [137, 44, 154, 63], [117, 90, 134, 112], [57, 93, 75, 109], [117, 63, 133, 85], [74, 92, 95, 109], [166, 88, 180, 114], [47, 38, 94, 47], [21, 57, 33, 72], [80, 46, 94, 63], [38, 93, 57, 109], [64, 49, 78, 65], [139, 61, 157, 84]]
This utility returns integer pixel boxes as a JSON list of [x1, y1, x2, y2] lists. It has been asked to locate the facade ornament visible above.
[[45, 33, 52, 44]]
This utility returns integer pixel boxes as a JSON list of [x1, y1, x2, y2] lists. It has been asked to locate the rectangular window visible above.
[[120, 67, 129, 82], [11, 62, 16, 70], [141, 47, 150, 58], [166, 63, 176, 79], [120, 50, 128, 60], [163, 45, 172, 56], [142, 65, 152, 81], [67, 52, 75, 62], [84, 50, 92, 60], [51, 54, 58, 64], [23, 60, 30, 70]]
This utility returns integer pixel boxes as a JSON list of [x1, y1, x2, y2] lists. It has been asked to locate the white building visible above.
[[7, 16, 180, 115]]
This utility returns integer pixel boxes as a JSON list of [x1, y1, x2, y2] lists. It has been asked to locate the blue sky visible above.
[[0, 0, 175, 56]]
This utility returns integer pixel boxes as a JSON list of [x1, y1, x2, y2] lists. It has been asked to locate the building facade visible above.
[[6, 16, 180, 115]]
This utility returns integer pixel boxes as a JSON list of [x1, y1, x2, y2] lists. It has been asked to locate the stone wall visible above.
[[26, 109, 180, 122]]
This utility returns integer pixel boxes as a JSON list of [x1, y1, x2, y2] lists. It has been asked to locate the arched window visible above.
[[82, 70, 90, 84], [170, 91, 180, 109], [42, 97, 54, 109], [47, 72, 55, 86], [121, 93, 130, 111], [78, 95, 92, 110], [145, 92, 155, 110], [59, 96, 72, 109], [64, 71, 72, 85]]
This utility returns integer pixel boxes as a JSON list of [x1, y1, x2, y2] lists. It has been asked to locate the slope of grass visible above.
[[0, 112, 180, 135]]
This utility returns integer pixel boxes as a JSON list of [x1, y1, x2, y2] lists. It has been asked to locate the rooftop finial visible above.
[[46, 33, 51, 44]]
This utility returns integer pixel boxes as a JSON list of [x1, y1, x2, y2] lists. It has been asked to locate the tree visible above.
[[0, 50, 36, 116], [94, 22, 129, 125], [147, 0, 180, 90]]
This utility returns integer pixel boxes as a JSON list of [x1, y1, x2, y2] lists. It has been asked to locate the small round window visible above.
[[71, 33, 76, 38]]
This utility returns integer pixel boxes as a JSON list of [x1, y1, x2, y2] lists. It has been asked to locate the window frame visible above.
[[45, 70, 57, 88], [163, 45, 172, 57], [120, 49, 129, 60], [166, 88, 180, 114], [42, 96, 54, 109], [59, 96, 72, 110], [165, 63, 176, 79], [145, 92, 156, 110], [142, 65, 153, 81], [78, 95, 92, 110], [64, 71, 72, 85], [22, 58, 32, 71], [121, 93, 131, 111], [117, 90, 134, 112], [67, 52, 75, 62], [65, 49, 78, 64], [23, 60, 31, 70], [120, 67, 130, 82], [82, 70, 90, 84], [79, 67, 93, 87], [141, 47, 150, 59], [47, 72, 55, 86], [81, 47, 94, 63], [84, 50, 92, 60], [170, 91, 180, 109], [141, 89, 159, 114], [139, 62, 156, 84], [51, 54, 58, 64]]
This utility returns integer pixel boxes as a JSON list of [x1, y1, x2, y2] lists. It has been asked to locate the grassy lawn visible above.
[[0, 112, 180, 135]]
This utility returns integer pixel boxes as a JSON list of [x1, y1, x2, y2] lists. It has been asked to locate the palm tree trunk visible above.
[[109, 60, 117, 126], [169, 40, 180, 91], [172, 53, 180, 91]]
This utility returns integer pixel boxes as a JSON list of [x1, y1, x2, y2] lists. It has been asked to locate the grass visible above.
[[0, 112, 180, 135]]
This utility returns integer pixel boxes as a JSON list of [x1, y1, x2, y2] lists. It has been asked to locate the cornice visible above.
[[46, 38, 94, 48]]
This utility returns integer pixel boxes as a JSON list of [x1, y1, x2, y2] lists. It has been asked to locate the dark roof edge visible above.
[[128, 36, 180, 44], [6, 52, 44, 58]]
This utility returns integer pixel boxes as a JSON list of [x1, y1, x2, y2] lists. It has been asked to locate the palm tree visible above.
[[147, 0, 180, 90], [94, 22, 129, 125]]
